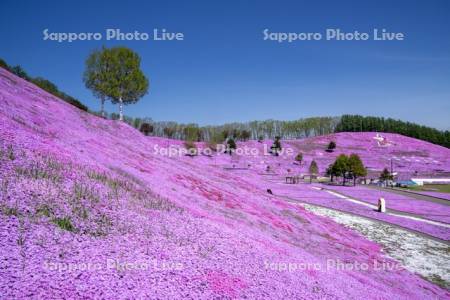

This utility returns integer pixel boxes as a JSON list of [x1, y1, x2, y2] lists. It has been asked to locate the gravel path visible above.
[[302, 203, 450, 290]]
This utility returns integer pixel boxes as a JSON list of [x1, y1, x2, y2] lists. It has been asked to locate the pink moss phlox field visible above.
[[1, 68, 449, 299]]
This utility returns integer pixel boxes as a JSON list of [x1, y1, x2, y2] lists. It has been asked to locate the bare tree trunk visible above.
[[101, 97, 105, 118], [119, 97, 124, 121]]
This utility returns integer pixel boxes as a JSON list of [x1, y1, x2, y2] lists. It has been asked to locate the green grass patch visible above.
[[15, 158, 63, 183], [36, 204, 53, 217], [52, 217, 75, 232], [408, 184, 450, 194], [1, 205, 19, 217]]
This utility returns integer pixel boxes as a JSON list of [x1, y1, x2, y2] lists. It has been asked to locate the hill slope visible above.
[[0, 68, 449, 299]]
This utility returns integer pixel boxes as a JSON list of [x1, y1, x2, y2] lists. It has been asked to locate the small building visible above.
[[285, 176, 300, 184]]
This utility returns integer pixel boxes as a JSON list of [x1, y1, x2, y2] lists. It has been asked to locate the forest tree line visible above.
[[335, 115, 450, 148], [108, 113, 339, 142], [113, 113, 449, 148], [0, 58, 88, 112]]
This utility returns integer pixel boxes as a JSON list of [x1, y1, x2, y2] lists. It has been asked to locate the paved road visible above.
[[319, 186, 450, 226], [363, 185, 450, 206], [279, 194, 450, 245]]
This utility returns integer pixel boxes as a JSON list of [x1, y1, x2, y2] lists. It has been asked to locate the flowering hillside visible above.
[[0, 67, 449, 299]]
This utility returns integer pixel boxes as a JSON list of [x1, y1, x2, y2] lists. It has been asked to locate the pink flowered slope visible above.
[[0, 68, 449, 299], [284, 132, 450, 178]]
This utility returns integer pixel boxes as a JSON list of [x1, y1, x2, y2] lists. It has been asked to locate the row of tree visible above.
[[0, 58, 88, 111], [335, 115, 450, 148], [113, 114, 449, 150], [127, 114, 449, 150], [107, 115, 339, 142], [326, 154, 367, 186]]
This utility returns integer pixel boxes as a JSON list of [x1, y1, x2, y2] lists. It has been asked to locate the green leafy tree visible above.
[[88, 47, 149, 121], [83, 48, 110, 117], [226, 138, 237, 155], [133, 117, 142, 129], [163, 127, 175, 138], [140, 123, 153, 136], [308, 160, 319, 183], [271, 136, 282, 156], [221, 129, 230, 141], [379, 168, 393, 182], [208, 131, 224, 152], [184, 125, 201, 141], [240, 130, 251, 141], [295, 153, 303, 163], [326, 164, 334, 182], [332, 154, 349, 185], [348, 153, 367, 186]]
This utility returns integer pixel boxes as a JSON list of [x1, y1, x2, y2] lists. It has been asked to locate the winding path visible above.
[[279, 193, 450, 245], [364, 185, 450, 206], [300, 203, 450, 289], [318, 187, 450, 228]]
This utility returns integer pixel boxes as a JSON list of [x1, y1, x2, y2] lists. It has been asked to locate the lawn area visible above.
[[408, 184, 450, 194]]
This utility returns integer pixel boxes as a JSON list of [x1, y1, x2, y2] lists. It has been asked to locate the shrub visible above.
[[11, 65, 30, 80], [58, 92, 88, 112], [221, 130, 230, 140], [225, 138, 237, 154], [206, 141, 218, 152], [1, 206, 19, 217], [7, 145, 15, 160], [31, 77, 59, 94], [163, 127, 175, 138], [271, 136, 282, 156], [140, 123, 153, 136], [308, 160, 319, 183], [0, 58, 10, 70], [36, 204, 53, 218], [184, 141, 198, 156], [240, 130, 251, 141], [326, 141, 336, 152], [295, 153, 303, 162]]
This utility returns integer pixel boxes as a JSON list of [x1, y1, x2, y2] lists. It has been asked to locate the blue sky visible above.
[[1, 0, 449, 129]]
